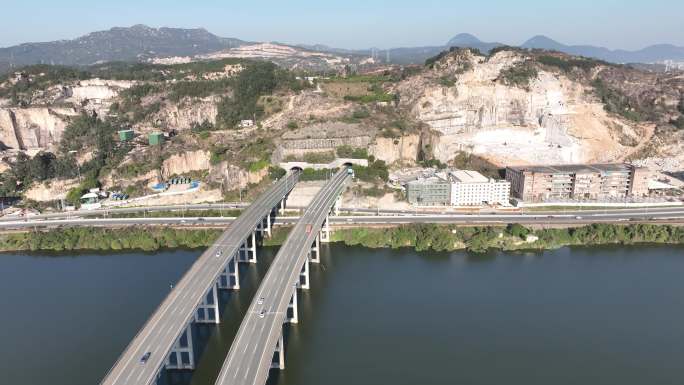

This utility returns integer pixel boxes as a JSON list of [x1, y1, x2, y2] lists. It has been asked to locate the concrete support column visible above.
[[287, 289, 298, 324], [249, 231, 257, 263], [265, 212, 272, 238], [299, 258, 310, 290], [195, 283, 220, 324], [333, 195, 342, 216], [320, 215, 330, 243], [239, 232, 257, 263], [279, 198, 286, 215], [166, 323, 195, 370], [271, 332, 285, 370], [218, 254, 240, 290], [309, 234, 320, 264]]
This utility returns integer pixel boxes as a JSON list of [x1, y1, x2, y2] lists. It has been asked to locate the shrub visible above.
[[500, 62, 538, 89]]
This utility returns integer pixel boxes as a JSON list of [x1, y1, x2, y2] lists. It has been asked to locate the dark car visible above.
[[140, 351, 152, 364]]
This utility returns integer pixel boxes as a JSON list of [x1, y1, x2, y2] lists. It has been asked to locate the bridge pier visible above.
[[271, 333, 285, 370], [333, 195, 341, 216], [239, 232, 257, 263], [265, 212, 272, 238], [309, 234, 320, 264], [298, 258, 310, 289], [195, 283, 220, 324], [279, 197, 286, 215], [166, 324, 195, 370], [218, 254, 240, 290], [320, 215, 330, 243], [287, 289, 298, 324]]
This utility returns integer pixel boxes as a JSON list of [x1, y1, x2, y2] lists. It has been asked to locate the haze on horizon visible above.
[[1, 0, 683, 50]]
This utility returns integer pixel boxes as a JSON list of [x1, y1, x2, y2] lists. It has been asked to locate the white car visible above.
[[215, 251, 222, 258], [257, 297, 264, 305], [259, 309, 266, 318]]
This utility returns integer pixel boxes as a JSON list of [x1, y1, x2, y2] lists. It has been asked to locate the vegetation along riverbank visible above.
[[1, 223, 684, 253]]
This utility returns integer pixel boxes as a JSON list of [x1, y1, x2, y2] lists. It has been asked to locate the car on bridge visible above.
[[140, 352, 151, 364]]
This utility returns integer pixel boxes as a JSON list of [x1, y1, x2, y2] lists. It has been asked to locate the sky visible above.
[[1, 0, 683, 50]]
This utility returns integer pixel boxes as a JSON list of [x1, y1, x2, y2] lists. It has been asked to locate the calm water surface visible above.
[[1, 245, 683, 385]]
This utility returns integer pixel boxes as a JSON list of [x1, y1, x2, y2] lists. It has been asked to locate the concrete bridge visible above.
[[214, 168, 351, 385], [99, 172, 299, 385], [99, 168, 351, 385]]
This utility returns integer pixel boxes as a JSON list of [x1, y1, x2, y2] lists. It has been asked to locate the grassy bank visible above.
[[0, 227, 222, 252], [2, 223, 684, 253], [330, 223, 684, 252]]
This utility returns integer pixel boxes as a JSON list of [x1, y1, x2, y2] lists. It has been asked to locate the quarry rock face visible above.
[[370, 134, 421, 165], [209, 162, 268, 190], [398, 50, 647, 166], [153, 97, 220, 130], [0, 107, 78, 151], [161, 150, 212, 178]]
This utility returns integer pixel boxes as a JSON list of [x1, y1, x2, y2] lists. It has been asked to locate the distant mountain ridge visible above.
[[0, 24, 247, 72], [520, 35, 684, 63], [1, 25, 683, 74]]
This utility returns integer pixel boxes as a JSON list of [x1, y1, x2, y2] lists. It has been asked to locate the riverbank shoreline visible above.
[[1, 223, 683, 254]]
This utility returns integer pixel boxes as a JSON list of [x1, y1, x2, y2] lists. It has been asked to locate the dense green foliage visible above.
[[268, 166, 287, 180], [537, 55, 604, 72], [299, 168, 336, 181], [592, 79, 644, 121], [168, 79, 231, 102], [331, 223, 684, 253], [59, 115, 131, 204], [303, 151, 335, 163], [0, 152, 77, 196], [216, 61, 282, 128], [336, 145, 368, 159], [352, 158, 389, 182], [2, 223, 683, 253], [0, 65, 91, 104], [499, 62, 538, 89], [0, 227, 221, 252]]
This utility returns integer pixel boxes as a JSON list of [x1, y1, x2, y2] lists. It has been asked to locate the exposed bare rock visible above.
[[161, 150, 211, 178], [261, 92, 354, 131], [23, 178, 80, 202], [0, 107, 78, 151], [370, 134, 421, 165], [152, 97, 220, 130], [397, 49, 650, 166], [208, 162, 268, 189]]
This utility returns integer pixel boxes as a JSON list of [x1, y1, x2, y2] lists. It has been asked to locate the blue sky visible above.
[[2, 0, 683, 49]]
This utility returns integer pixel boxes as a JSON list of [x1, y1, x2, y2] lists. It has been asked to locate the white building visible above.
[[239, 119, 255, 128], [449, 170, 510, 206]]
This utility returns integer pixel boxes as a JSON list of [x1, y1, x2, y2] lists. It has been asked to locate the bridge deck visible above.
[[100, 173, 298, 385], [215, 169, 350, 385]]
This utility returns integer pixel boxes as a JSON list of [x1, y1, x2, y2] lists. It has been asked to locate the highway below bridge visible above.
[[3, 208, 684, 230]]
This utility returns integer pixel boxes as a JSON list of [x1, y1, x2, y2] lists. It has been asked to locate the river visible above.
[[1, 244, 683, 385]]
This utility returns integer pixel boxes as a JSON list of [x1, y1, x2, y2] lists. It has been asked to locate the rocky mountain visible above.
[[445, 33, 503, 54], [0, 25, 246, 72]]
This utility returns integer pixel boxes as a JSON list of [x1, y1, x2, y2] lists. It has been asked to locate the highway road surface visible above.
[[214, 169, 351, 385], [3, 208, 684, 230], [99, 172, 298, 385]]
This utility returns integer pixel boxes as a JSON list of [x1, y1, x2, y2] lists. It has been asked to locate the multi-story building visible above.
[[406, 176, 451, 206], [406, 170, 510, 206], [506, 163, 652, 202], [449, 170, 511, 206]]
